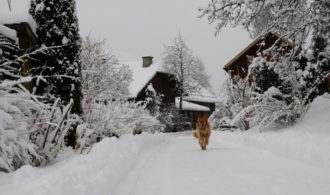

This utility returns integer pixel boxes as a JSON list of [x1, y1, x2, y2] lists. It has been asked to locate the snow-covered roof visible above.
[[125, 60, 171, 98], [0, 24, 17, 41], [175, 98, 210, 112], [0, 1, 37, 34], [223, 32, 293, 70], [0, 13, 36, 30], [183, 87, 221, 103]]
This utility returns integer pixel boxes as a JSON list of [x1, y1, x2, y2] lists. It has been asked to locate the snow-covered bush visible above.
[[0, 82, 79, 172], [0, 38, 79, 171], [1, 35, 39, 171], [231, 87, 308, 130], [30, 99, 80, 164], [156, 105, 189, 132], [77, 101, 164, 153], [0, 89, 40, 172], [222, 76, 256, 130], [209, 103, 232, 130], [230, 56, 311, 130]]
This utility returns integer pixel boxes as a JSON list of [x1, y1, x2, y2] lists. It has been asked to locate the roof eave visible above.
[[222, 32, 294, 70]]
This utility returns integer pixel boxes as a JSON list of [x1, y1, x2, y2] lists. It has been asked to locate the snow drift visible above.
[[221, 95, 330, 168], [0, 133, 166, 195]]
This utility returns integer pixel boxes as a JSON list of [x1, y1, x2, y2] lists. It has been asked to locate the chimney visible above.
[[142, 56, 153, 68]]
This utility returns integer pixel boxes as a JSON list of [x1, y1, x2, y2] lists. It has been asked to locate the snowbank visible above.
[[220, 95, 330, 168], [0, 133, 166, 195]]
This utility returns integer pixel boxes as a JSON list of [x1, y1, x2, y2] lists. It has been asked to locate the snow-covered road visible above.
[[113, 131, 330, 195], [1, 95, 329, 195], [1, 131, 330, 195]]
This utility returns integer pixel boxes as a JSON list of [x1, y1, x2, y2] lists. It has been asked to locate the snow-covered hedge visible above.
[[0, 87, 78, 172], [78, 100, 164, 152], [209, 103, 232, 130]]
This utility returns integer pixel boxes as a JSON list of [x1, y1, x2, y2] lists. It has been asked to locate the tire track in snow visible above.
[[112, 137, 169, 195]]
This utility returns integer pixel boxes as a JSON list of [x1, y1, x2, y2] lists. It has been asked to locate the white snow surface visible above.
[[0, 95, 330, 195], [0, 24, 17, 41], [125, 60, 170, 98], [175, 98, 210, 111]]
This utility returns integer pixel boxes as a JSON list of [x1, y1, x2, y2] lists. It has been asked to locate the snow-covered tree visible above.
[[77, 35, 163, 151], [208, 102, 232, 131], [200, 0, 308, 40], [144, 83, 162, 116], [80, 35, 131, 102], [200, 0, 329, 129], [162, 34, 210, 111], [223, 75, 256, 130], [191, 57, 211, 89], [200, 0, 329, 100], [79, 35, 135, 143], [29, 0, 83, 114]]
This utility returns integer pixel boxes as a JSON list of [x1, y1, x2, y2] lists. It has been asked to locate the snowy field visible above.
[[0, 95, 329, 195]]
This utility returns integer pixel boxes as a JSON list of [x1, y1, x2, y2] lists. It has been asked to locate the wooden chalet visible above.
[[224, 32, 330, 93], [126, 56, 177, 106], [223, 32, 293, 79], [126, 57, 221, 130], [0, 15, 38, 91]]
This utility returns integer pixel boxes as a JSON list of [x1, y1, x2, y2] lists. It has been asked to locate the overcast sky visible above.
[[1, 0, 252, 95]]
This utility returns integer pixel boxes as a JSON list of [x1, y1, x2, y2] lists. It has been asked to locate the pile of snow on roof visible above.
[[183, 87, 221, 103], [125, 60, 170, 98], [0, 2, 37, 34]]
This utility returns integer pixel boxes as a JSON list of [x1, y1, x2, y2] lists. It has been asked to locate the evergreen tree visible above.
[[29, 0, 83, 114]]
